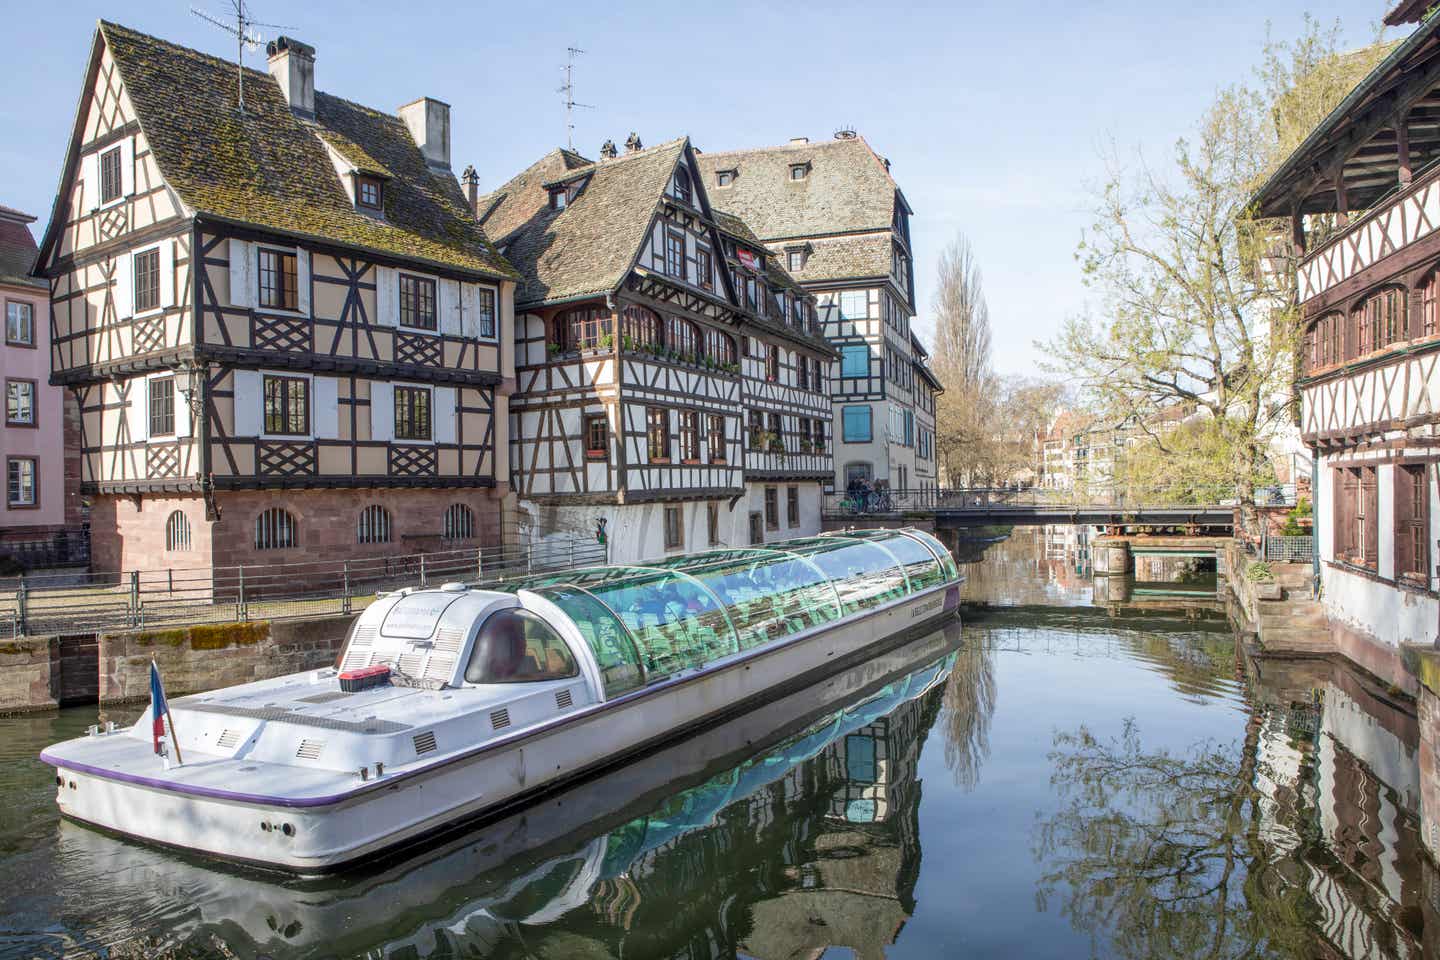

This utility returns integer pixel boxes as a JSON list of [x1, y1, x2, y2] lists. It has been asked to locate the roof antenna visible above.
[[191, 1, 288, 114], [557, 46, 594, 151]]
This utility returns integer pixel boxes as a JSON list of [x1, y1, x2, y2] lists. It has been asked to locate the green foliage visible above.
[[1280, 497, 1311, 535], [1245, 560, 1275, 583]]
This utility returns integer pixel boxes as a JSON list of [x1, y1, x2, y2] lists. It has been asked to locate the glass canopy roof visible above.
[[503, 529, 958, 698]]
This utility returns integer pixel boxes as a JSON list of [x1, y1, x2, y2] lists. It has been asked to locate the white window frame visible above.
[[131, 244, 167, 318]]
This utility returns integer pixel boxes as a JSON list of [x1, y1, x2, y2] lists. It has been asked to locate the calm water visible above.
[[0, 528, 1433, 959]]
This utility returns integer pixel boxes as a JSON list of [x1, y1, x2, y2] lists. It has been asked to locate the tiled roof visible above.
[[792, 233, 893, 283], [0, 209, 43, 290], [695, 137, 900, 240], [711, 209, 805, 294], [95, 22, 515, 280], [483, 140, 688, 306]]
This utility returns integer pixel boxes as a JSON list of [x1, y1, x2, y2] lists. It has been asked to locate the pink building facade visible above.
[[1, 204, 81, 549]]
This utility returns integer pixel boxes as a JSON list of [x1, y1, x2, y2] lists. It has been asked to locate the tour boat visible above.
[[40, 528, 962, 873]]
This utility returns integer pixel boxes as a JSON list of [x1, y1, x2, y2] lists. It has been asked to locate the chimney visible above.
[[599, 139, 618, 160], [399, 97, 452, 171], [461, 165, 479, 210], [789, 137, 810, 145], [624, 132, 643, 154], [266, 37, 316, 119]]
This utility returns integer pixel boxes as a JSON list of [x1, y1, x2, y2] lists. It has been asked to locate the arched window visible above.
[[705, 328, 737, 367], [561, 305, 611, 351], [254, 508, 298, 550], [622, 305, 664, 351], [443, 503, 475, 541], [165, 511, 191, 552], [1354, 287, 1406, 356], [357, 504, 392, 544], [673, 167, 693, 205], [668, 316, 700, 360]]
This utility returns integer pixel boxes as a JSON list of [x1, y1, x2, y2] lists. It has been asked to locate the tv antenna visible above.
[[191, 1, 288, 114], [557, 46, 594, 151]]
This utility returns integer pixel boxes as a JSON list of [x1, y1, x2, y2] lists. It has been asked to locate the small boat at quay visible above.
[[40, 528, 962, 873]]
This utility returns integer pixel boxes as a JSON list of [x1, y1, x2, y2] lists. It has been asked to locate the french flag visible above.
[[149, 660, 172, 757]]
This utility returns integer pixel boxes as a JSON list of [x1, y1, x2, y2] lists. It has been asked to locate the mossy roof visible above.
[[480, 139, 688, 306], [0, 210, 43, 290], [98, 22, 516, 281]]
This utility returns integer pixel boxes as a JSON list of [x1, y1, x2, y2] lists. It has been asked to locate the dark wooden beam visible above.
[[1399, 118, 1413, 185]]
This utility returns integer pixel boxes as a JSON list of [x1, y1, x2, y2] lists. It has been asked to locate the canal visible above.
[[0, 528, 1431, 959]]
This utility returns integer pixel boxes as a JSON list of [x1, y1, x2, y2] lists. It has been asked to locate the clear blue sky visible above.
[[0, 0, 1394, 375]]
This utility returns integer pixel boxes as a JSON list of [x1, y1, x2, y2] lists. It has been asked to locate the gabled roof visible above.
[[793, 233, 894, 284], [40, 22, 516, 281], [694, 136, 904, 240], [710, 209, 807, 295], [0, 207, 43, 290], [482, 139, 690, 306]]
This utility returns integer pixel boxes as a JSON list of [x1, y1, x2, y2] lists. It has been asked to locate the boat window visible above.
[[676, 553, 841, 649], [800, 540, 908, 614], [580, 570, 739, 679], [902, 529, 960, 581], [464, 609, 579, 684], [827, 529, 946, 591], [529, 585, 644, 697]]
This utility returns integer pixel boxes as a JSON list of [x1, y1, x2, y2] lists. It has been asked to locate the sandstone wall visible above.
[[0, 636, 58, 714]]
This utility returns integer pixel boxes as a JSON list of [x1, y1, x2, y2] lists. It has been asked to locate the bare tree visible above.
[[932, 233, 994, 392]]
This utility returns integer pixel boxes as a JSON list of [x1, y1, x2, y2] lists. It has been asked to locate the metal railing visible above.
[[824, 485, 1244, 516], [0, 534, 607, 640], [1261, 533, 1316, 563], [0, 527, 91, 570]]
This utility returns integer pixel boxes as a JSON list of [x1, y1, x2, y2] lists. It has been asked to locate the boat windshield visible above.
[[501, 528, 955, 699], [464, 608, 581, 684]]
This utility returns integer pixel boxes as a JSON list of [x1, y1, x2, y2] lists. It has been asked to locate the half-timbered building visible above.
[[479, 136, 834, 562], [35, 24, 519, 574], [694, 133, 941, 494], [1251, 3, 1440, 678]]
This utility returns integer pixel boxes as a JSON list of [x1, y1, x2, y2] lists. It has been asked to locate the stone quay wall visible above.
[[0, 637, 59, 714]]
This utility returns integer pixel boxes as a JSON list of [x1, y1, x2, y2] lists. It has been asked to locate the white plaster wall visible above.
[[1378, 463, 1395, 581], [1323, 565, 1437, 648]]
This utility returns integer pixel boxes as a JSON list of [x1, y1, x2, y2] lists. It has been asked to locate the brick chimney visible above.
[[399, 97, 452, 171], [461, 165, 479, 210], [600, 139, 618, 160], [624, 132, 643, 154], [266, 37, 316, 119]]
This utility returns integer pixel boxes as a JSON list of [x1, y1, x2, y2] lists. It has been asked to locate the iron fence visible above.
[[1261, 533, 1316, 563], [0, 534, 607, 640], [824, 485, 1244, 516], [0, 527, 90, 570]]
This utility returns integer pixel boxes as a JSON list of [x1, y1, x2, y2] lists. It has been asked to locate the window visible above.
[[673, 167, 693, 205], [464, 608, 579, 684], [749, 410, 764, 450], [444, 503, 476, 540], [6, 458, 36, 508], [399, 274, 437, 330], [1355, 287, 1405, 354], [477, 287, 496, 338], [798, 357, 810, 391], [549, 188, 568, 211], [394, 385, 432, 441], [841, 345, 869, 378], [813, 420, 825, 453], [647, 407, 670, 462], [788, 250, 804, 272], [697, 247, 713, 290], [254, 508, 298, 550], [1398, 464, 1430, 581], [357, 177, 382, 211], [6, 380, 35, 427], [623, 305, 664, 350], [258, 249, 299, 311], [749, 512, 764, 545], [716, 170, 735, 187], [664, 505, 684, 549], [5, 301, 33, 347], [133, 248, 161, 313], [787, 486, 800, 528], [1425, 276, 1438, 339], [768, 412, 783, 452], [842, 405, 872, 442], [666, 231, 687, 280], [148, 376, 175, 436], [263, 375, 309, 435], [564, 305, 611, 351], [812, 358, 825, 391], [708, 502, 721, 545], [668, 317, 700, 359], [165, 511, 191, 551], [1335, 467, 1378, 568], [789, 163, 809, 181], [765, 486, 779, 529], [100, 146, 122, 204], [765, 344, 780, 382], [585, 414, 608, 459], [903, 409, 914, 447], [708, 414, 726, 463], [845, 461, 872, 487], [357, 504, 392, 544], [679, 410, 700, 462], [706, 329, 737, 367], [840, 291, 867, 320]]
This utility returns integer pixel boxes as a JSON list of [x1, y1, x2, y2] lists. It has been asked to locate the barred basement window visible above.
[[357, 504, 392, 544], [444, 503, 475, 541], [165, 511, 191, 552], [255, 508, 298, 550]]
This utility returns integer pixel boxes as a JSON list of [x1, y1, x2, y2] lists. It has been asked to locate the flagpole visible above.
[[166, 708, 184, 766]]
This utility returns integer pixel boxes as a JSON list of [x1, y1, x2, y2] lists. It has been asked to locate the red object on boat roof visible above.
[[338, 665, 391, 692]]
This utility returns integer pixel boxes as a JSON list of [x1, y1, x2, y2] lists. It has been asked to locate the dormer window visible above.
[[356, 176, 383, 212], [789, 162, 810, 181], [674, 167, 693, 205], [787, 250, 804, 271], [550, 188, 568, 211], [716, 169, 736, 187]]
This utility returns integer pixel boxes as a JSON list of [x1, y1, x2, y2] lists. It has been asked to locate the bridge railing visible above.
[[825, 486, 1242, 516]]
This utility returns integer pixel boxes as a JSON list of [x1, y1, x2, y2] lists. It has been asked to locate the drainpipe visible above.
[[1311, 453, 1320, 599]]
